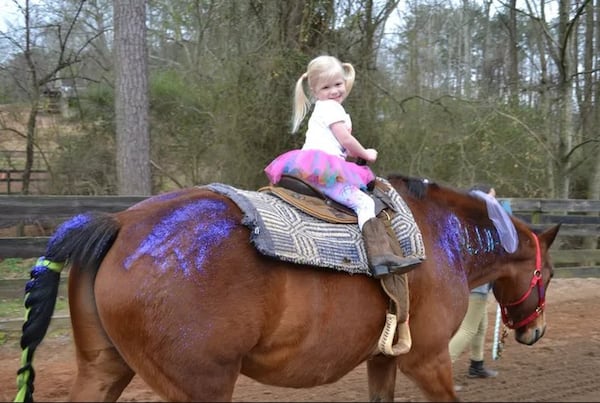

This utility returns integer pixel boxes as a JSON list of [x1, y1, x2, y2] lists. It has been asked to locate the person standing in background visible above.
[[449, 183, 512, 380]]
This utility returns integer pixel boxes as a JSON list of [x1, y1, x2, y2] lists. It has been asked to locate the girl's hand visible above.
[[364, 148, 378, 163]]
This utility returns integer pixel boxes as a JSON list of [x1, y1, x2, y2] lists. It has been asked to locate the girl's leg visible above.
[[319, 183, 375, 229]]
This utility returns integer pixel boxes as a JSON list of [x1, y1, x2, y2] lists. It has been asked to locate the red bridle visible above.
[[499, 233, 546, 329]]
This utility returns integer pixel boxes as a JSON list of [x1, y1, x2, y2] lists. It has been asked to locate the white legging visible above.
[[448, 292, 489, 362], [318, 182, 375, 230]]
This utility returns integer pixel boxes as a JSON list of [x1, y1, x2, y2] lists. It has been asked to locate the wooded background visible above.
[[0, 0, 598, 204]]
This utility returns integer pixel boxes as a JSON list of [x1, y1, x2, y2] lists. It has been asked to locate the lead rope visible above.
[[493, 303, 509, 360], [497, 325, 509, 359]]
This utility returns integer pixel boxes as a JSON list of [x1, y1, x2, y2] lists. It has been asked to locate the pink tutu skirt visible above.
[[264, 149, 375, 190]]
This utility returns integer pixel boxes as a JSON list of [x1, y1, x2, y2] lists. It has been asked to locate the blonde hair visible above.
[[291, 55, 356, 133]]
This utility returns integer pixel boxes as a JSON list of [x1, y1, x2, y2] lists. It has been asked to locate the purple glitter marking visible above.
[[434, 213, 470, 309], [436, 213, 464, 269], [463, 225, 500, 256], [124, 199, 235, 275], [49, 214, 91, 246]]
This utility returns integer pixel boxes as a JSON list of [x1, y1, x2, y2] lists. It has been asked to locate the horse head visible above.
[[388, 175, 561, 347], [493, 222, 561, 345]]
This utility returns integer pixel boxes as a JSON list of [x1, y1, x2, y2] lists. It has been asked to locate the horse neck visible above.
[[464, 252, 506, 290], [463, 222, 527, 290], [388, 175, 517, 288], [455, 213, 514, 290]]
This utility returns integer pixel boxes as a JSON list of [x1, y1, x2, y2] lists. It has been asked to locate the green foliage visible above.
[[78, 83, 115, 120], [45, 82, 116, 195], [367, 85, 553, 197], [0, 0, 594, 198], [0, 297, 68, 321], [149, 69, 217, 188], [50, 127, 116, 195], [0, 258, 36, 279]]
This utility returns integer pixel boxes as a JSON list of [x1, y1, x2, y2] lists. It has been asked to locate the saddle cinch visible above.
[[259, 174, 414, 357]]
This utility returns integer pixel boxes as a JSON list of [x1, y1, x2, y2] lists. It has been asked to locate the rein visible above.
[[499, 233, 545, 329]]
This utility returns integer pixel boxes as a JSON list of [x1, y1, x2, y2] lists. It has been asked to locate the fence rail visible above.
[[502, 197, 600, 277], [0, 169, 50, 194]]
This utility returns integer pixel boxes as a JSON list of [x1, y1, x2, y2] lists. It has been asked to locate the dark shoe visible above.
[[370, 264, 392, 278], [468, 360, 498, 378], [388, 256, 422, 275], [362, 218, 421, 278], [370, 256, 421, 278]]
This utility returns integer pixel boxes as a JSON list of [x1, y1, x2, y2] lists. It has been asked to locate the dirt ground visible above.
[[1, 277, 599, 402]]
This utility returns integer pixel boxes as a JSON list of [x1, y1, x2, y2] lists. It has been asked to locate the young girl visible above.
[[264, 55, 420, 278]]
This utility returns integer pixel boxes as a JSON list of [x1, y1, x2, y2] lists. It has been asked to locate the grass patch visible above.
[[0, 258, 37, 279], [0, 296, 69, 320]]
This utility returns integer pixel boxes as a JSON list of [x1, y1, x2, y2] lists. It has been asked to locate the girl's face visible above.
[[313, 73, 347, 104]]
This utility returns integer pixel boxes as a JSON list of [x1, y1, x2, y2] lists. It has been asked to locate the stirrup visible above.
[[377, 313, 411, 356]]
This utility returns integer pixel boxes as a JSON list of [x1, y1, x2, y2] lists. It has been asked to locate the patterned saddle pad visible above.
[[203, 180, 426, 275]]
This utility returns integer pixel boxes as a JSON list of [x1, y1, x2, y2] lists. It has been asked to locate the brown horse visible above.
[[14, 175, 560, 402]]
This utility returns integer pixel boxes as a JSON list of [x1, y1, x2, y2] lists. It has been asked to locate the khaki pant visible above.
[[449, 292, 489, 362]]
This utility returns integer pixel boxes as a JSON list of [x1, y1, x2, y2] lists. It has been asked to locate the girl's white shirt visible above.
[[302, 100, 351, 159]]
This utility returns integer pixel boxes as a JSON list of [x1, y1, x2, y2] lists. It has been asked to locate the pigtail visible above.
[[342, 63, 356, 95], [292, 72, 311, 133]]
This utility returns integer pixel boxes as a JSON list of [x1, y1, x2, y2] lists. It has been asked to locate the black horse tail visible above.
[[14, 212, 120, 403]]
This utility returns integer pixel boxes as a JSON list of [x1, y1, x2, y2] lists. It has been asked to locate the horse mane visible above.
[[386, 174, 535, 249], [387, 173, 484, 204], [385, 174, 434, 199], [386, 173, 496, 222]]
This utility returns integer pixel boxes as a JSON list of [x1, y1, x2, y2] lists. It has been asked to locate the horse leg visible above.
[[366, 355, 398, 402], [68, 266, 135, 402], [399, 353, 458, 402]]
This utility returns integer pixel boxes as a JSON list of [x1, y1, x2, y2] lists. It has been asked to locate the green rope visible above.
[[35, 257, 64, 273], [14, 346, 30, 402], [14, 294, 33, 403]]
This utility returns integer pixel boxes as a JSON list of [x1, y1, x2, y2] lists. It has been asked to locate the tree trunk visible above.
[[582, 0, 599, 253], [555, 0, 573, 198], [22, 0, 36, 195], [507, 0, 519, 106], [114, 0, 151, 195], [462, 0, 472, 97]]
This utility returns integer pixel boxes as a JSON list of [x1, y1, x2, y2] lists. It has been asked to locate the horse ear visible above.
[[538, 224, 561, 248]]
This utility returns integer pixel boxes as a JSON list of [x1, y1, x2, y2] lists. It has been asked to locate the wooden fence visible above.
[[504, 198, 600, 277], [0, 150, 53, 194], [0, 169, 50, 194], [0, 195, 599, 277], [0, 195, 146, 257]]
